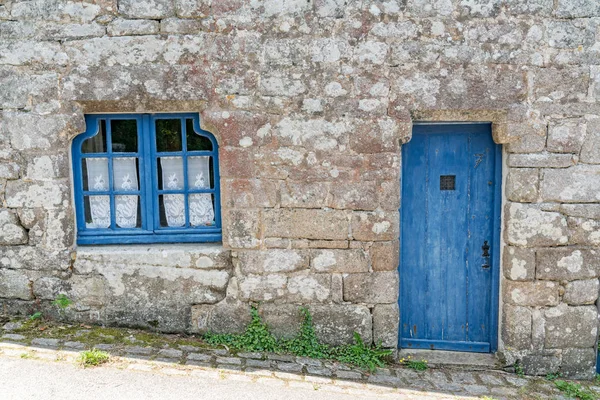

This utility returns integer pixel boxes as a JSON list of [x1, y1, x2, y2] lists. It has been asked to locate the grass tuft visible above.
[[78, 348, 110, 367]]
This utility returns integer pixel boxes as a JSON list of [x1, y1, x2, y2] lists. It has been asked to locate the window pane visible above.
[[82, 120, 107, 153], [83, 158, 109, 191], [186, 119, 213, 151], [111, 120, 138, 153], [160, 194, 185, 227], [159, 156, 184, 191], [189, 193, 215, 226], [84, 195, 110, 228], [115, 195, 140, 228], [112, 157, 139, 191], [156, 119, 182, 152], [188, 156, 213, 189]]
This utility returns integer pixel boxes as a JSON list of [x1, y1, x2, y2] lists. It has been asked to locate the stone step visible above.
[[397, 349, 503, 371]]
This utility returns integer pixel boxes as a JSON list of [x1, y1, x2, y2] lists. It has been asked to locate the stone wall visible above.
[[0, 0, 599, 378]]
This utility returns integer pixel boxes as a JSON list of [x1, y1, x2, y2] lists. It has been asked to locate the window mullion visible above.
[[106, 119, 116, 230], [142, 114, 156, 232], [182, 117, 190, 228]]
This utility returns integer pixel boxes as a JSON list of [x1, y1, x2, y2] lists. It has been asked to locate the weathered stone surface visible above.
[[0, 246, 71, 271], [264, 209, 349, 240], [73, 245, 232, 331], [0, 210, 28, 245], [555, 0, 600, 18], [237, 250, 309, 274], [503, 280, 558, 307], [564, 279, 599, 305], [118, 0, 174, 19], [223, 209, 261, 249], [507, 153, 575, 169], [259, 303, 372, 346], [280, 181, 329, 208], [0, 269, 32, 300], [542, 165, 600, 203], [502, 305, 531, 349], [343, 272, 398, 304], [107, 18, 159, 36], [537, 248, 600, 281], [238, 273, 332, 303], [560, 348, 597, 379], [560, 204, 600, 220], [580, 124, 600, 164], [191, 301, 253, 335], [351, 211, 399, 241], [521, 352, 561, 376], [506, 169, 538, 203], [310, 249, 369, 273], [5, 180, 69, 210], [370, 241, 399, 272], [506, 203, 568, 247], [503, 246, 535, 281], [373, 304, 399, 348], [568, 217, 600, 246], [222, 179, 278, 209], [545, 305, 598, 348], [547, 119, 586, 154]]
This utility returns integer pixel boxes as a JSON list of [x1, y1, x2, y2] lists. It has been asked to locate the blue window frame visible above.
[[72, 113, 222, 245]]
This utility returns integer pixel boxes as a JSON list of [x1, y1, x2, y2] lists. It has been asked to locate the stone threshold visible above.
[[398, 349, 502, 371], [0, 334, 567, 399]]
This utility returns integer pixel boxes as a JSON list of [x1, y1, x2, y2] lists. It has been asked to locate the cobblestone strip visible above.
[[0, 336, 565, 399]]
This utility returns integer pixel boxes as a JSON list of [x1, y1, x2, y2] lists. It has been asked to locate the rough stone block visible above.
[[560, 204, 600, 220], [502, 305, 532, 349], [580, 123, 600, 164], [507, 153, 575, 168], [310, 249, 369, 273], [555, 0, 600, 18], [506, 203, 568, 247], [521, 352, 561, 376], [532, 66, 589, 103], [564, 279, 599, 305], [542, 165, 600, 203], [506, 169, 538, 203], [343, 272, 398, 304], [223, 209, 261, 249], [238, 273, 331, 303], [373, 304, 399, 348], [330, 181, 378, 210], [568, 217, 600, 246], [191, 301, 253, 334], [73, 245, 232, 331], [280, 181, 329, 208], [0, 269, 32, 300], [264, 209, 349, 240], [503, 280, 558, 307], [545, 304, 598, 348], [504, 123, 547, 154], [545, 20, 596, 49], [259, 303, 372, 346], [503, 246, 536, 281], [107, 18, 159, 36], [504, 0, 553, 16], [118, 0, 174, 19], [1, 112, 73, 151], [547, 119, 586, 154], [222, 179, 278, 209], [537, 248, 600, 281], [560, 348, 597, 379], [237, 249, 309, 274], [370, 241, 399, 272], [0, 209, 28, 245], [32, 276, 70, 301], [10, 0, 101, 22], [5, 180, 69, 209], [160, 18, 203, 34], [174, 0, 211, 18], [351, 211, 399, 241], [0, 246, 71, 271]]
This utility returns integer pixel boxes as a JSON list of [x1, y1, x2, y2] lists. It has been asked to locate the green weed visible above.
[[78, 349, 110, 367], [28, 312, 43, 321], [204, 306, 391, 372], [514, 360, 524, 377], [399, 355, 428, 371], [52, 294, 72, 310], [554, 380, 597, 400]]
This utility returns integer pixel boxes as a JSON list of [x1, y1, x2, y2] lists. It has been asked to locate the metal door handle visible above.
[[482, 241, 490, 269]]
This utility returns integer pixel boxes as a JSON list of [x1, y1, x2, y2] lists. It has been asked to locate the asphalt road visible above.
[[0, 357, 386, 400]]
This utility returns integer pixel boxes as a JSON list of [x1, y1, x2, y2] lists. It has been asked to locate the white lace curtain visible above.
[[86, 158, 138, 229], [160, 156, 214, 227]]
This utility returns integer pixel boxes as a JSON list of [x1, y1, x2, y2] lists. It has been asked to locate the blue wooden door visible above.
[[399, 123, 501, 353]]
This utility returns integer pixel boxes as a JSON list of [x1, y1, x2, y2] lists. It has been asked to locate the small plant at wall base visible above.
[[78, 349, 110, 367], [53, 294, 72, 310], [553, 380, 596, 400], [204, 306, 392, 372], [399, 355, 428, 371]]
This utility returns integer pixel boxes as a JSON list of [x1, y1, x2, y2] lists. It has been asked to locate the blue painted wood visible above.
[[72, 113, 222, 245], [399, 123, 500, 353]]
